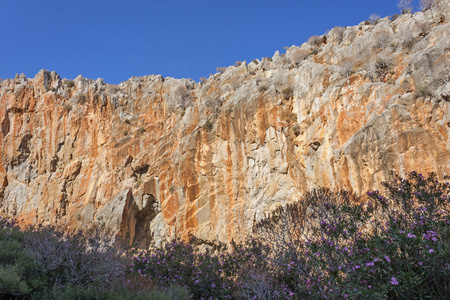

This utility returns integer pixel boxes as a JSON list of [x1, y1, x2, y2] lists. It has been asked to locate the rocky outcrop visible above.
[[1, 2, 450, 246]]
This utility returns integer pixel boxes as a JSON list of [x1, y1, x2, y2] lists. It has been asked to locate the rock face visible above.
[[1, 3, 450, 246]]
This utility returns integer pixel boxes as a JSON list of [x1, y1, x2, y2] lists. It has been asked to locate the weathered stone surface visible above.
[[0, 3, 449, 245]]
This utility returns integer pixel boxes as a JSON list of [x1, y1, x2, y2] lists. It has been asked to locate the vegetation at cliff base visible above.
[[1, 171, 449, 299]]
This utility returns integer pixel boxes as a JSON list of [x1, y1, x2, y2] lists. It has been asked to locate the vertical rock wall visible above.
[[1, 3, 450, 246]]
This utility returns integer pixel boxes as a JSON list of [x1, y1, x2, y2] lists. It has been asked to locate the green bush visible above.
[[63, 103, 72, 112], [282, 87, 294, 100], [255, 171, 450, 299], [204, 120, 213, 132], [415, 85, 433, 98]]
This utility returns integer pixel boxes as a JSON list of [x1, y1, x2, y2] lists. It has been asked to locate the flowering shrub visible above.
[[1, 171, 449, 299], [129, 236, 295, 299], [0, 219, 188, 299], [254, 171, 450, 299]]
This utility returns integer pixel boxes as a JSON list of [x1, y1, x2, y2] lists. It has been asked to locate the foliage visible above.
[[369, 14, 380, 24], [204, 119, 213, 132], [281, 88, 294, 100], [436, 61, 450, 84], [63, 103, 72, 112], [339, 58, 355, 78], [399, 31, 415, 50], [290, 48, 310, 65], [0, 220, 185, 299], [398, 0, 413, 14], [254, 171, 450, 299], [374, 58, 391, 81], [416, 22, 430, 37], [373, 31, 392, 49], [415, 85, 433, 98], [129, 236, 294, 299], [2, 171, 449, 299], [308, 35, 323, 48], [216, 67, 227, 74], [67, 81, 75, 88], [292, 124, 301, 136], [329, 26, 344, 44], [420, 0, 434, 10], [75, 93, 86, 104]]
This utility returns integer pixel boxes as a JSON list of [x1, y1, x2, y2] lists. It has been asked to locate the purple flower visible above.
[[390, 277, 399, 285], [429, 249, 434, 253], [407, 233, 416, 238], [385, 256, 391, 262]]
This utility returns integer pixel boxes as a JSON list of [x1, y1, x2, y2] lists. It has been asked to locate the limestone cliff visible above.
[[1, 3, 450, 246]]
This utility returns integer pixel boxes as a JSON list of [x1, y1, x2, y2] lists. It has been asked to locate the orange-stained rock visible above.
[[1, 4, 450, 246]]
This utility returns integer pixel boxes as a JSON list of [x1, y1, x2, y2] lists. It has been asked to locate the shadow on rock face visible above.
[[120, 193, 160, 249]]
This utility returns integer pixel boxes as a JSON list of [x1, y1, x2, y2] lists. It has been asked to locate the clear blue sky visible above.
[[0, 0, 421, 84]]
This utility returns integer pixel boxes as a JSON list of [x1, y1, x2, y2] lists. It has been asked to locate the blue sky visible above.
[[0, 0, 420, 84]]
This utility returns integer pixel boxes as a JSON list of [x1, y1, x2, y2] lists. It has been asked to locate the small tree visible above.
[[290, 48, 310, 65], [174, 86, 190, 110], [374, 58, 391, 81], [420, 0, 434, 10], [308, 35, 323, 48], [374, 30, 392, 49], [369, 14, 381, 24], [216, 67, 227, 74], [329, 26, 344, 44], [398, 0, 413, 14], [399, 30, 415, 49], [339, 58, 355, 79], [416, 21, 430, 37], [437, 61, 450, 84]]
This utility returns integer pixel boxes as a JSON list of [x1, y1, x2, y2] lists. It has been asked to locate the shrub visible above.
[[416, 21, 430, 37], [67, 81, 75, 88], [125, 119, 131, 124], [339, 58, 355, 78], [169, 184, 176, 194], [290, 48, 310, 65], [391, 13, 401, 22], [374, 31, 392, 49], [128, 236, 287, 299], [398, 0, 413, 14], [308, 35, 323, 48], [75, 93, 86, 104], [22, 225, 125, 289], [254, 172, 450, 299], [436, 61, 450, 84], [63, 103, 72, 112], [292, 124, 300, 136], [329, 26, 344, 44], [123, 130, 129, 136], [175, 86, 191, 110], [281, 88, 294, 100], [374, 58, 391, 81], [420, 0, 434, 10], [415, 85, 433, 98], [216, 67, 227, 74], [204, 119, 213, 132], [369, 14, 381, 24], [399, 31, 415, 49]]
